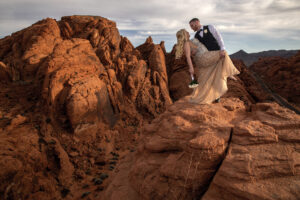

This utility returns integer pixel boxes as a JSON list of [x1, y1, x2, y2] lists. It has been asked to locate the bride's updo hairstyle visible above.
[[175, 29, 189, 59]]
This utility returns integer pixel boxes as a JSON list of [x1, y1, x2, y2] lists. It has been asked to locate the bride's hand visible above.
[[189, 67, 194, 75]]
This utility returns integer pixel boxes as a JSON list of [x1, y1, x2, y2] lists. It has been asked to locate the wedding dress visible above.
[[187, 39, 240, 104]]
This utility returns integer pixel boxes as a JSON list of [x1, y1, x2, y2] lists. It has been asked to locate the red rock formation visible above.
[[250, 51, 300, 107], [203, 102, 300, 200], [56, 16, 172, 121], [105, 97, 300, 200], [0, 15, 172, 199], [0, 15, 299, 200], [225, 59, 273, 104], [167, 46, 194, 100], [0, 18, 62, 81]]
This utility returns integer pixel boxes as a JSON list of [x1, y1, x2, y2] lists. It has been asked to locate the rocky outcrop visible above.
[[135, 36, 172, 117], [0, 18, 62, 81], [106, 97, 300, 200], [0, 123, 75, 200], [225, 59, 273, 103], [39, 38, 113, 131], [167, 46, 194, 100], [1, 15, 299, 200], [105, 97, 239, 200], [0, 15, 172, 200], [0, 81, 75, 200], [203, 102, 300, 200], [250, 51, 300, 107]]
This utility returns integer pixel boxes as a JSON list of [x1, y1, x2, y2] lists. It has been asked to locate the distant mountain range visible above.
[[230, 49, 299, 66]]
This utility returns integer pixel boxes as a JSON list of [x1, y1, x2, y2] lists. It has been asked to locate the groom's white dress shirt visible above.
[[196, 25, 226, 51]]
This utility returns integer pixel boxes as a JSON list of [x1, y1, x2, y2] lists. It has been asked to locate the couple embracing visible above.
[[175, 18, 239, 104]]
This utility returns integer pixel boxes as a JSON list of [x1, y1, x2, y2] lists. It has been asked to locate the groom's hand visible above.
[[220, 50, 226, 57]]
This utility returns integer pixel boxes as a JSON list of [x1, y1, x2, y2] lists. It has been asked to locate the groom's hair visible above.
[[189, 18, 200, 23]]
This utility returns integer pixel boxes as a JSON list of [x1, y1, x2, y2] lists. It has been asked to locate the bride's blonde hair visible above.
[[175, 29, 189, 59]]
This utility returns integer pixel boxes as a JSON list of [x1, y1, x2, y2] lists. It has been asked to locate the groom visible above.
[[189, 18, 226, 57], [189, 18, 226, 103]]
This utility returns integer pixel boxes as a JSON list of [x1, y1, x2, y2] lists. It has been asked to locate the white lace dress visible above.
[[187, 39, 240, 104]]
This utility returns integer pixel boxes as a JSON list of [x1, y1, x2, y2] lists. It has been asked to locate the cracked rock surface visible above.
[[106, 98, 300, 200]]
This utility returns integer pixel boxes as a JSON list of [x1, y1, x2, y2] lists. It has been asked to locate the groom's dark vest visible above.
[[195, 25, 220, 51]]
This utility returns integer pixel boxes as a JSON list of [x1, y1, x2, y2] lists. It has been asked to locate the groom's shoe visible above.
[[213, 98, 220, 103]]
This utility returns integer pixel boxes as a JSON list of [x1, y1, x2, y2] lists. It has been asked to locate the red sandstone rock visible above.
[[0, 15, 299, 200], [134, 36, 172, 117], [39, 38, 112, 130], [106, 97, 300, 200], [250, 51, 300, 107], [225, 59, 273, 104], [167, 46, 194, 100], [0, 15, 172, 200], [0, 18, 62, 81], [203, 102, 300, 200], [0, 61, 11, 82]]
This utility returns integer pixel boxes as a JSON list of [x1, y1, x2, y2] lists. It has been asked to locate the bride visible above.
[[175, 29, 240, 104]]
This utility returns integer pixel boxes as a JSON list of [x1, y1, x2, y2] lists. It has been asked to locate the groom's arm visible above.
[[208, 25, 225, 51]]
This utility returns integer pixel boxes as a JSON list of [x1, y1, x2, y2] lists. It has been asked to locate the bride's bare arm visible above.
[[184, 42, 194, 75]]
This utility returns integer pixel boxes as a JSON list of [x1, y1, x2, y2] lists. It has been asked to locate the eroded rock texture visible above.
[[0, 15, 299, 200], [250, 51, 300, 107], [106, 98, 300, 200], [203, 102, 300, 200], [0, 15, 172, 200]]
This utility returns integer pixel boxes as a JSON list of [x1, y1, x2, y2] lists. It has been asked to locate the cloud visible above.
[[0, 0, 299, 53]]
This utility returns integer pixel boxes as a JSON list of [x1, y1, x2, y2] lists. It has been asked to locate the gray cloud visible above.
[[0, 0, 299, 53]]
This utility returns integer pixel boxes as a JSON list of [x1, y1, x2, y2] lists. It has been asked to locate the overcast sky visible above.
[[1, 0, 300, 54]]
